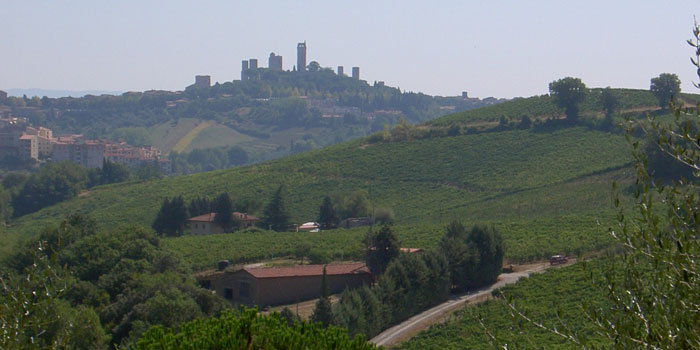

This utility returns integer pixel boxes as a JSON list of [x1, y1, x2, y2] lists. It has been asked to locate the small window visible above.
[[200, 280, 211, 289], [239, 282, 250, 298], [224, 288, 233, 300]]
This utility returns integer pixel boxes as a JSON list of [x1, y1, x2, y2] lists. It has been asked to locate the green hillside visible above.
[[8, 88, 679, 268], [398, 261, 610, 349], [8, 127, 630, 230]]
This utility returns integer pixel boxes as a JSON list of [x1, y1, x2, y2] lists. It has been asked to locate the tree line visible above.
[[309, 223, 505, 339]]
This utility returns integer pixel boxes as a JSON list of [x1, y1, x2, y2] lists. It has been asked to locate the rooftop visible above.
[[244, 262, 369, 279]]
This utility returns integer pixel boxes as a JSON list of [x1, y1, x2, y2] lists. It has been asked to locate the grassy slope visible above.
[[148, 118, 201, 152], [183, 123, 255, 152], [398, 261, 611, 349]]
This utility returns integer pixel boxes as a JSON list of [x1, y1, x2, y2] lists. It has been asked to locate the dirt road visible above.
[[370, 261, 559, 348]]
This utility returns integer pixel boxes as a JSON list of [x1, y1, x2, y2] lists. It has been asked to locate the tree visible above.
[[152, 196, 188, 236], [600, 86, 620, 118], [101, 159, 130, 184], [308, 61, 322, 72], [261, 185, 290, 231], [439, 221, 504, 291], [365, 225, 400, 276], [317, 196, 339, 229], [12, 161, 88, 217], [650, 73, 681, 109], [549, 77, 587, 121], [311, 266, 334, 327], [212, 192, 237, 232], [586, 35, 698, 348], [188, 196, 211, 217], [227, 146, 249, 166], [295, 242, 311, 264]]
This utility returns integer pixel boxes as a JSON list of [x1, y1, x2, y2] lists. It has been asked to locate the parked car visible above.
[[550, 255, 568, 265], [299, 222, 320, 231]]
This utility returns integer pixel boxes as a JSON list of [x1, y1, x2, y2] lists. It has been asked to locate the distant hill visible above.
[[1, 69, 501, 169], [5, 88, 122, 98], [6, 87, 678, 268]]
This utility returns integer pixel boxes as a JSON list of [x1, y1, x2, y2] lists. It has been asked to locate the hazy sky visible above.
[[2, 1, 699, 98]]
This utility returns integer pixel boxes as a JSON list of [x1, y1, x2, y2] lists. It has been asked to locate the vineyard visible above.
[[3, 89, 666, 269], [6, 126, 631, 246], [165, 213, 614, 271], [398, 261, 612, 349]]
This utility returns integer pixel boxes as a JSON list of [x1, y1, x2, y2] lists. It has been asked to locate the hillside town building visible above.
[[187, 212, 260, 235], [0, 116, 171, 172], [198, 262, 371, 307]]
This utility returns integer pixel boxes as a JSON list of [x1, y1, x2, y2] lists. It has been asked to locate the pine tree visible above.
[[261, 185, 289, 231], [365, 225, 400, 276]]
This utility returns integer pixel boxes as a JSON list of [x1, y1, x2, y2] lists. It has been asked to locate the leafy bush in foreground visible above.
[[135, 307, 378, 350]]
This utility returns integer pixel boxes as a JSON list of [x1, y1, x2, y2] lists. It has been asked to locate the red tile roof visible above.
[[188, 212, 259, 223], [188, 213, 216, 222], [243, 262, 369, 279]]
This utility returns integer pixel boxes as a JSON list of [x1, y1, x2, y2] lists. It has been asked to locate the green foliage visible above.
[[8, 126, 632, 240], [650, 72, 681, 109], [549, 77, 588, 121], [332, 190, 372, 220], [365, 225, 400, 276], [100, 159, 131, 185], [373, 207, 394, 225], [600, 86, 620, 118], [311, 267, 335, 327], [187, 196, 210, 217], [596, 90, 700, 348], [318, 195, 339, 229], [212, 192, 237, 232], [335, 250, 450, 339], [6, 215, 229, 347], [439, 222, 504, 291], [261, 185, 290, 231], [152, 196, 188, 237], [0, 240, 110, 349], [12, 161, 88, 217], [135, 307, 377, 350]]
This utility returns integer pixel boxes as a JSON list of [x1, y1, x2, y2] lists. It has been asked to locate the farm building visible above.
[[187, 212, 260, 235], [197, 262, 371, 307]]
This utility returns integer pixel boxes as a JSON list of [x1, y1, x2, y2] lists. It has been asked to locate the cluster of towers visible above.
[[240, 42, 360, 81]]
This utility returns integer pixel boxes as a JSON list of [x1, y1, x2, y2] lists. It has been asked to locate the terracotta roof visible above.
[[188, 212, 259, 223], [188, 213, 216, 222], [244, 262, 369, 279]]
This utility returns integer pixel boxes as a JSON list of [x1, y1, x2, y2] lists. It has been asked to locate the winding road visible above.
[[370, 262, 557, 348]]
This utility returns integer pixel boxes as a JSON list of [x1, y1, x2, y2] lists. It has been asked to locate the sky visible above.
[[2, 1, 699, 98]]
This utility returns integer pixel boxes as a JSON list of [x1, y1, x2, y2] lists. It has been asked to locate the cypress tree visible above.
[[317, 196, 338, 229], [212, 193, 235, 232], [311, 266, 334, 327], [261, 185, 289, 231]]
